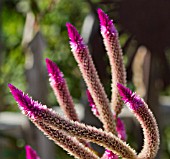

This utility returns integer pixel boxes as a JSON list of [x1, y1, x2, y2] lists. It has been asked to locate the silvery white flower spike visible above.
[[25, 145, 40, 159], [66, 22, 116, 134], [8, 84, 98, 159], [98, 9, 126, 116], [117, 83, 160, 159], [8, 84, 137, 159]]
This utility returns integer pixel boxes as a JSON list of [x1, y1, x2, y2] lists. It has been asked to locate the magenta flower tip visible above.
[[46, 58, 57, 74], [8, 83, 26, 105], [116, 118, 127, 141], [97, 8, 117, 35], [8, 83, 17, 92], [86, 90, 99, 116], [117, 83, 144, 110], [25, 145, 40, 159], [8, 84, 46, 119], [103, 149, 119, 159], [8, 83, 15, 93], [45, 58, 63, 81], [46, 58, 64, 86], [86, 90, 94, 106], [66, 22, 83, 44]]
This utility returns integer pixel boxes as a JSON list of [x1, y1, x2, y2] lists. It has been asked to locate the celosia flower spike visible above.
[[117, 83, 160, 159], [25, 145, 40, 159], [66, 23, 116, 134], [9, 84, 137, 159], [9, 84, 98, 159], [46, 58, 89, 147], [46, 58, 78, 121], [98, 9, 126, 116]]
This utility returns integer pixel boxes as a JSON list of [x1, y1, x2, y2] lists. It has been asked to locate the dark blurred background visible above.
[[0, 0, 170, 158]]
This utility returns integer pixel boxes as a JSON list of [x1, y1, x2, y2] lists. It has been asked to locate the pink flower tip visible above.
[[117, 83, 144, 110], [8, 83, 15, 92], [46, 58, 59, 75], [86, 90, 99, 116], [8, 83, 27, 107], [97, 8, 117, 35], [102, 149, 118, 159], [116, 118, 127, 141], [25, 145, 40, 159], [8, 84, 45, 119], [86, 90, 94, 106], [66, 22, 83, 44], [45, 58, 64, 83]]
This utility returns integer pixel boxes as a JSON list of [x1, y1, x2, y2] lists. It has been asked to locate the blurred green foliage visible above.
[[0, 0, 89, 158], [0, 0, 90, 110]]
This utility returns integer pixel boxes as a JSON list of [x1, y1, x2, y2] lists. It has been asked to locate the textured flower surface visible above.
[[98, 9, 126, 116], [117, 83, 160, 159], [9, 9, 159, 159], [87, 89, 127, 159]]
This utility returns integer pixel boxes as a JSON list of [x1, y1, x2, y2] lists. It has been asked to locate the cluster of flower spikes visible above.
[[9, 9, 160, 159]]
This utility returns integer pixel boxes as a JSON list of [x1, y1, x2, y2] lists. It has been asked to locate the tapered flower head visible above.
[[8, 83, 47, 119], [66, 23, 85, 52], [117, 83, 144, 110], [46, 58, 64, 85], [25, 145, 40, 159], [97, 9, 117, 35]]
